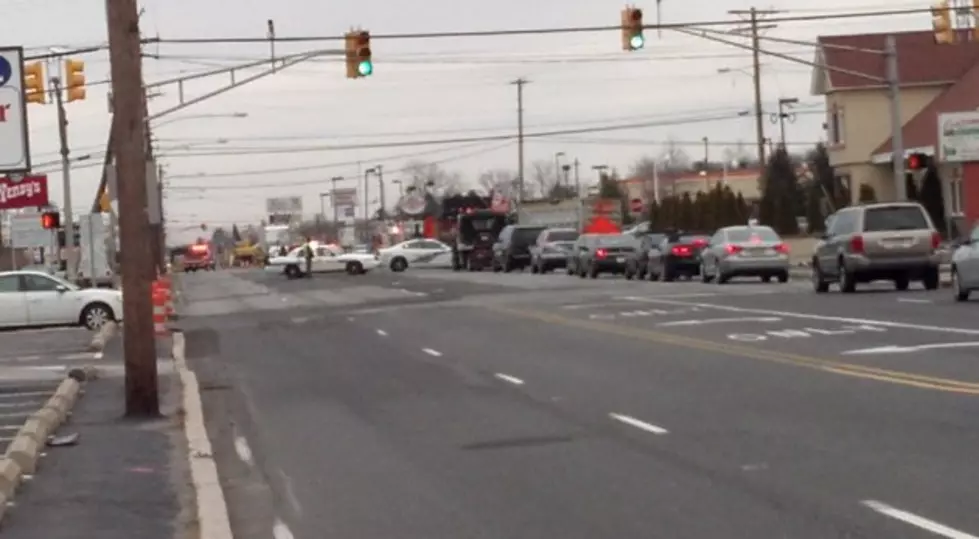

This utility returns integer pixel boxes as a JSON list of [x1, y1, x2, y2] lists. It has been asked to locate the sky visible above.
[[7, 0, 934, 243]]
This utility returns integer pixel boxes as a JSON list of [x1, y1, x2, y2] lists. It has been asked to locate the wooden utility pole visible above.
[[511, 78, 528, 203], [729, 7, 779, 167], [105, 0, 159, 416]]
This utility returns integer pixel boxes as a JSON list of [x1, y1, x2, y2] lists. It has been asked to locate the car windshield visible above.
[[596, 235, 634, 246], [34, 272, 80, 291], [512, 227, 546, 244], [644, 233, 666, 245], [863, 206, 929, 232], [727, 227, 779, 242], [546, 230, 579, 242], [678, 235, 709, 244]]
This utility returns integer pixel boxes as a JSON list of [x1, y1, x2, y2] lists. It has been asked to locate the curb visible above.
[[788, 268, 953, 288], [88, 321, 118, 352], [0, 374, 91, 523], [173, 332, 234, 539]]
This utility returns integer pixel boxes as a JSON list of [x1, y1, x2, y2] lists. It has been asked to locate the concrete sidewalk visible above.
[[0, 371, 193, 538]]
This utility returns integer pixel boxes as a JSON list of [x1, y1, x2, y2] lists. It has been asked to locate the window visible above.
[[0, 275, 19, 293], [403, 241, 425, 249], [417, 240, 445, 250], [546, 230, 579, 242], [949, 177, 964, 215], [315, 247, 333, 257], [22, 274, 62, 292], [828, 105, 845, 146], [862, 206, 929, 232], [727, 227, 780, 242], [829, 210, 857, 235]]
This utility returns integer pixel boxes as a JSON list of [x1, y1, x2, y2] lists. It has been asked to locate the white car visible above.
[[0, 270, 123, 330], [378, 239, 454, 272], [265, 242, 380, 278]]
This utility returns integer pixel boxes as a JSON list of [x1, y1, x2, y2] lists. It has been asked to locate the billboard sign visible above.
[[332, 188, 357, 207], [0, 174, 48, 210], [0, 47, 31, 173], [938, 111, 979, 163], [266, 196, 303, 215]]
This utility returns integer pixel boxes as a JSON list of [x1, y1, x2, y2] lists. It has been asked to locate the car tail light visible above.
[[671, 245, 691, 256], [850, 235, 864, 253], [931, 231, 941, 249], [692, 238, 707, 248], [596, 248, 607, 258], [774, 243, 789, 254], [725, 244, 742, 255]]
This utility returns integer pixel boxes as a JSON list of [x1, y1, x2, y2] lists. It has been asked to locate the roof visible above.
[[816, 30, 979, 91]]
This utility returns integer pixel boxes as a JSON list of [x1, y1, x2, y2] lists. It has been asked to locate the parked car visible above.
[[951, 223, 979, 301], [0, 270, 122, 330], [570, 233, 636, 278], [530, 228, 579, 273], [646, 231, 710, 281], [623, 232, 666, 280], [811, 202, 942, 293], [699, 225, 790, 283], [492, 224, 547, 272], [378, 239, 453, 272]]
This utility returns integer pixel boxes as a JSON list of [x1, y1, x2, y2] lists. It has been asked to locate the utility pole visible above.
[[573, 158, 580, 197], [50, 77, 75, 282], [729, 7, 778, 167], [106, 0, 158, 416], [511, 78, 528, 203], [331, 176, 341, 225], [886, 34, 906, 201], [773, 97, 798, 147], [363, 167, 372, 244], [375, 165, 385, 220]]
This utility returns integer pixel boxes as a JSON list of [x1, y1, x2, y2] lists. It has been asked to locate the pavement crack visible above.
[[460, 434, 575, 451]]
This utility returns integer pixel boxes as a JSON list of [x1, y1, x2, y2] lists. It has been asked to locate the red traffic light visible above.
[[40, 211, 60, 229], [355, 31, 369, 45], [906, 153, 929, 170], [630, 8, 643, 20]]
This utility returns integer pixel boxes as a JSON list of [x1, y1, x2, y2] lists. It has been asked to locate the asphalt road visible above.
[[180, 267, 979, 539]]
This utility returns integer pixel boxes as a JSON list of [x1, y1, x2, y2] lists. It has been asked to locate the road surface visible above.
[[180, 268, 979, 539]]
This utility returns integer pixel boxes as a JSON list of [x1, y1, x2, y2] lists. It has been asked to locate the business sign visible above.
[[265, 196, 303, 215], [0, 48, 31, 173], [332, 188, 357, 207], [9, 211, 54, 246], [0, 174, 48, 210], [938, 111, 979, 163], [398, 194, 426, 216]]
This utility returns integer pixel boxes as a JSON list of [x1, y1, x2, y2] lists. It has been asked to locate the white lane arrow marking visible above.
[[657, 317, 782, 327], [843, 342, 979, 355]]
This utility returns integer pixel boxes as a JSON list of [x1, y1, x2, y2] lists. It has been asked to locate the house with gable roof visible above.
[[811, 29, 979, 223]]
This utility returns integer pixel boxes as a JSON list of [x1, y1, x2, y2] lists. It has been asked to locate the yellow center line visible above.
[[487, 305, 979, 395]]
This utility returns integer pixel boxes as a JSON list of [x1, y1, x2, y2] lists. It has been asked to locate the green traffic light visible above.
[[630, 34, 645, 49], [358, 61, 373, 76]]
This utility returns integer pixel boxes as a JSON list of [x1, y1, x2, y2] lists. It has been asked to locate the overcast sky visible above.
[[9, 0, 929, 242]]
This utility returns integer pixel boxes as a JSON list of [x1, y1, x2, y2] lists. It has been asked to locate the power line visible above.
[[166, 140, 515, 190], [150, 7, 937, 46]]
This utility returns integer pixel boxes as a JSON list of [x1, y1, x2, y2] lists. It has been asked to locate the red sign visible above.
[[630, 198, 643, 213], [0, 175, 49, 210]]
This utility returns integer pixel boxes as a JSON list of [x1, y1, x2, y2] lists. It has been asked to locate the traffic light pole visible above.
[[50, 77, 76, 282], [106, 0, 159, 417]]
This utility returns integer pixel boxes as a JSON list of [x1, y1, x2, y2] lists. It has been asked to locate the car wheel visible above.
[[761, 275, 771, 283], [81, 302, 114, 331], [531, 260, 539, 274], [838, 260, 856, 293], [777, 271, 789, 283], [346, 261, 364, 275], [922, 266, 940, 290], [700, 263, 711, 283], [952, 268, 970, 301], [894, 276, 910, 291], [390, 257, 408, 272], [285, 265, 301, 279], [811, 261, 829, 293]]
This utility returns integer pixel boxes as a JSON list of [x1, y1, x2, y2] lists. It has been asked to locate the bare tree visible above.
[[476, 169, 515, 194], [530, 160, 558, 199], [403, 160, 463, 195], [658, 138, 691, 171]]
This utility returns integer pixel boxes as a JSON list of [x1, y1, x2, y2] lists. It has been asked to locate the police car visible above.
[[378, 239, 453, 272]]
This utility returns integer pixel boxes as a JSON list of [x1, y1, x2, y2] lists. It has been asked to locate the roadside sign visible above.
[[0, 174, 49, 210], [0, 47, 31, 173], [630, 198, 643, 213], [938, 111, 979, 163], [9, 212, 54, 246]]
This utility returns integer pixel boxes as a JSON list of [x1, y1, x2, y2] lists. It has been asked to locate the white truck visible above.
[[76, 213, 116, 288]]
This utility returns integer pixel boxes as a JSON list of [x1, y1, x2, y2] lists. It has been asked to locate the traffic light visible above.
[[932, 1, 955, 44], [344, 30, 372, 78], [40, 211, 60, 229], [906, 152, 931, 170], [621, 6, 644, 51], [64, 59, 86, 102], [23, 62, 46, 105]]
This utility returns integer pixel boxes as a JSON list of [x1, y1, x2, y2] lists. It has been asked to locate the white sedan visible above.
[[265, 242, 380, 278], [0, 270, 123, 330], [378, 239, 454, 272]]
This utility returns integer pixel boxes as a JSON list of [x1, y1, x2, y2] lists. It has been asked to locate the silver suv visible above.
[[811, 202, 942, 293]]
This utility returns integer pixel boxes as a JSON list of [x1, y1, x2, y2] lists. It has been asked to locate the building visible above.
[[811, 30, 979, 222], [619, 167, 766, 203]]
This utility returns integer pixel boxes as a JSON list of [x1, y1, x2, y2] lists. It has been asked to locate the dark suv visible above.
[[492, 224, 547, 272]]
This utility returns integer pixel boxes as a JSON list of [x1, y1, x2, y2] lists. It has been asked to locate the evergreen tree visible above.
[[919, 165, 947, 237], [734, 191, 749, 224], [659, 196, 678, 228], [905, 173, 919, 201], [804, 180, 825, 234], [707, 184, 725, 228], [598, 173, 623, 199], [647, 200, 661, 229], [693, 191, 709, 230], [758, 147, 800, 234], [857, 184, 877, 203], [231, 224, 242, 242], [678, 192, 695, 230], [806, 143, 849, 211]]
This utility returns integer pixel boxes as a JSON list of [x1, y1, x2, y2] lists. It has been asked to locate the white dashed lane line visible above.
[[494, 373, 525, 385], [272, 518, 295, 539], [609, 413, 668, 435], [422, 348, 442, 357], [862, 500, 979, 538], [376, 329, 387, 336]]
